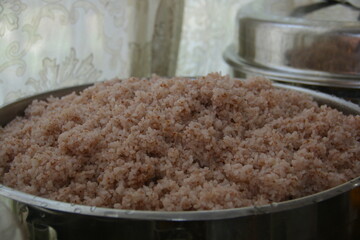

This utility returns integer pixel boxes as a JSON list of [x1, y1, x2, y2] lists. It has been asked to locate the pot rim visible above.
[[0, 81, 360, 221], [224, 45, 360, 89]]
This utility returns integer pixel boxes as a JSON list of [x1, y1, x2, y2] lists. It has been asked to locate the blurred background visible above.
[[0, 0, 252, 106]]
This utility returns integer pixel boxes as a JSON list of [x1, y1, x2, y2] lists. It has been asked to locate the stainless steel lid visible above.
[[224, 0, 360, 88]]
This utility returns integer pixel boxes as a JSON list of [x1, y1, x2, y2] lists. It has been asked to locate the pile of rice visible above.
[[0, 73, 359, 211]]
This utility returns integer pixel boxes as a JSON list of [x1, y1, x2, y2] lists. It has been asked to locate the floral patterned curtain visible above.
[[0, 0, 180, 105], [0, 0, 251, 106]]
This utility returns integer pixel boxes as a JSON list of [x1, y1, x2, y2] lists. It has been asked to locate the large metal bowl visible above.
[[0, 83, 360, 240]]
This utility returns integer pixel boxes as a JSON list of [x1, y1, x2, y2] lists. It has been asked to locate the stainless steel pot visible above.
[[0, 83, 360, 240], [224, 0, 360, 104]]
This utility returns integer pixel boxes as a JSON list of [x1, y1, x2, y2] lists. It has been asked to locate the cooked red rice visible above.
[[0, 73, 359, 210]]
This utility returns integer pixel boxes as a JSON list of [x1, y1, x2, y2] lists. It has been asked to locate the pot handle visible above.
[[290, 0, 360, 18], [27, 220, 58, 240], [327, 0, 360, 8], [154, 222, 194, 240]]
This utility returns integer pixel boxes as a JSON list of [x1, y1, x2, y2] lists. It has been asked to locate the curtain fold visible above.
[[151, 0, 185, 77]]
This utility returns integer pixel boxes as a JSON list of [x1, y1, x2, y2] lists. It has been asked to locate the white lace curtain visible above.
[[0, 0, 252, 106]]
